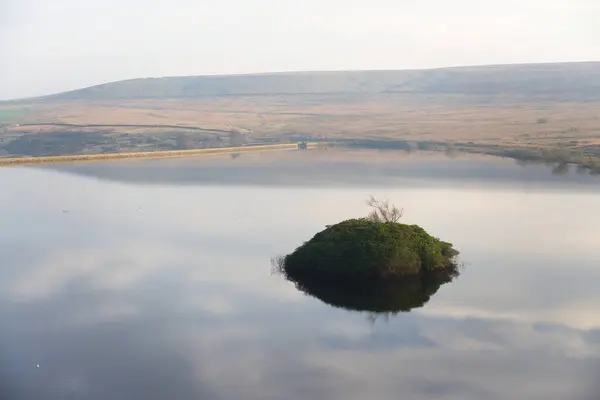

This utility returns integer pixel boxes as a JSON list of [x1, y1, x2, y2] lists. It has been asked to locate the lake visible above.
[[1, 149, 599, 399]]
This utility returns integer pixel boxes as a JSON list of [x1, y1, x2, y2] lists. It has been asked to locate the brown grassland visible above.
[[1, 63, 599, 170], [8, 94, 600, 147]]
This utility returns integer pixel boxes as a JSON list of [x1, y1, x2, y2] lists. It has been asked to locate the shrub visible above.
[[281, 218, 459, 283]]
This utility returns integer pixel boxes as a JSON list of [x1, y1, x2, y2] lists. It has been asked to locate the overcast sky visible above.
[[1, 0, 598, 100]]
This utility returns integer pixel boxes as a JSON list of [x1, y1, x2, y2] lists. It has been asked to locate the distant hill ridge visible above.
[[27, 61, 600, 100]]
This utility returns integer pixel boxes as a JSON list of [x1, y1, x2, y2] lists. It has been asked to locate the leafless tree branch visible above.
[[366, 196, 403, 223]]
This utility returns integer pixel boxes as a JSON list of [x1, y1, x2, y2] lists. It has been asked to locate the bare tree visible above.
[[366, 196, 403, 223]]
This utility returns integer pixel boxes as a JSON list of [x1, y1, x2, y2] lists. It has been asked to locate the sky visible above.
[[1, 0, 599, 100]]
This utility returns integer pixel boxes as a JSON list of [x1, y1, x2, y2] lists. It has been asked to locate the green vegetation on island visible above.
[[274, 198, 460, 314], [277, 198, 459, 284]]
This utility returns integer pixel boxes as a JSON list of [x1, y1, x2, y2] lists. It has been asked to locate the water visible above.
[[1, 149, 599, 399]]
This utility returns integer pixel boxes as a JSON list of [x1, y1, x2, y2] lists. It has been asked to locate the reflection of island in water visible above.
[[287, 270, 459, 315]]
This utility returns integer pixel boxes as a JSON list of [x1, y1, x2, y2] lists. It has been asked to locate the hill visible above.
[[28, 62, 600, 101], [1, 62, 600, 161]]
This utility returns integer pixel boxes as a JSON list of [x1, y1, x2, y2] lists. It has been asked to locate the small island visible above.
[[278, 197, 460, 286]]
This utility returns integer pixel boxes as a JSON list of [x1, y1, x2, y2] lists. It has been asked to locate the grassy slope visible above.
[[23, 61, 600, 99], [1, 62, 600, 160]]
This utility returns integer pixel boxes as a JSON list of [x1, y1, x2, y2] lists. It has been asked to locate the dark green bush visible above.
[[282, 219, 459, 283]]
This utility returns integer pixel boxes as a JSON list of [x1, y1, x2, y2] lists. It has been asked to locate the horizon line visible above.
[[3, 59, 599, 102]]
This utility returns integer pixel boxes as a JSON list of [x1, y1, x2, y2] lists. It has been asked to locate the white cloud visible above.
[[1, 0, 599, 99]]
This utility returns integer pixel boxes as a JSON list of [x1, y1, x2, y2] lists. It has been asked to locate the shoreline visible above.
[[327, 139, 600, 175], [0, 142, 320, 166], [2, 138, 599, 175]]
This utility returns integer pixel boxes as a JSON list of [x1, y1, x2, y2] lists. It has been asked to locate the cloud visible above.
[[1, 0, 599, 99]]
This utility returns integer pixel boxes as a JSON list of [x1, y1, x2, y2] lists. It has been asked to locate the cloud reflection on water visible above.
[[1, 151, 600, 399]]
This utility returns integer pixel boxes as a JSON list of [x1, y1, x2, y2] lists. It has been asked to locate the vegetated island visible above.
[[275, 198, 460, 313]]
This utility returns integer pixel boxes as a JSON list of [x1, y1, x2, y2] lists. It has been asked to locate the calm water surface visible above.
[[1, 149, 600, 399]]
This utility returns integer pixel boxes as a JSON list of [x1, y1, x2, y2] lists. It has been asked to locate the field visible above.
[[0, 108, 29, 123], [6, 94, 600, 143], [1, 63, 600, 169]]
